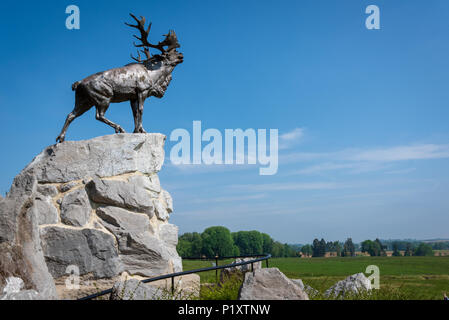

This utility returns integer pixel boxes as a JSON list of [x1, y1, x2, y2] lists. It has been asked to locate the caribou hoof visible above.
[[56, 135, 65, 144], [115, 127, 126, 134], [134, 128, 147, 133]]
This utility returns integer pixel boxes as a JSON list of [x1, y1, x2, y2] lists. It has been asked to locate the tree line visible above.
[[177, 226, 298, 258], [177, 228, 438, 259], [302, 238, 435, 257], [300, 238, 357, 257]]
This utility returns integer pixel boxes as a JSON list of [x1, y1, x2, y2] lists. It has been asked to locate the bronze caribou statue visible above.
[[56, 14, 183, 143]]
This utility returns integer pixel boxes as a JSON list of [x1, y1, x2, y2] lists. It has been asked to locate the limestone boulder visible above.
[[96, 206, 180, 277], [291, 279, 319, 297], [154, 200, 169, 220], [159, 223, 178, 247], [33, 195, 58, 225], [60, 188, 91, 227], [118, 231, 181, 277], [22, 133, 166, 183], [238, 268, 309, 300], [110, 278, 160, 300], [161, 190, 173, 213], [129, 175, 161, 196], [36, 185, 58, 197], [0, 277, 41, 300], [325, 273, 372, 298], [96, 206, 153, 236], [150, 273, 200, 299], [86, 178, 154, 216], [40, 226, 122, 278], [0, 172, 57, 299], [110, 274, 200, 300]]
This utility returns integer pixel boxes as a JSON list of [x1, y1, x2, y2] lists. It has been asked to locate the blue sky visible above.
[[1, 0, 448, 243]]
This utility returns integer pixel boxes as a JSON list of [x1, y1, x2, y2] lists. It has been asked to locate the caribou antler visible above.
[[130, 47, 151, 63], [160, 30, 180, 52], [126, 13, 180, 62]]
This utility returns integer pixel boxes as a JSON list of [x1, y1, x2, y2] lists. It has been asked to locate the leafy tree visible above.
[[342, 238, 355, 257], [176, 239, 193, 258], [312, 239, 320, 257], [251, 231, 261, 254], [201, 226, 237, 258], [178, 232, 203, 257], [271, 241, 285, 257], [404, 243, 413, 256], [301, 244, 313, 257], [283, 243, 297, 257], [361, 239, 384, 256], [375, 238, 387, 256], [232, 231, 250, 255], [232, 245, 240, 256], [326, 241, 335, 253], [233, 231, 264, 255], [312, 238, 326, 257], [392, 242, 401, 256], [334, 241, 342, 257], [319, 239, 326, 256], [413, 243, 434, 256], [261, 233, 274, 254], [361, 240, 374, 255]]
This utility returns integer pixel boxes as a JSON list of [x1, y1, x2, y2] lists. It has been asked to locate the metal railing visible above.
[[78, 253, 271, 300]]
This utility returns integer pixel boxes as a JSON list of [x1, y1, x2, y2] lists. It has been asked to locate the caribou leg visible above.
[[56, 103, 91, 143], [131, 94, 146, 133], [130, 99, 140, 133], [95, 104, 126, 133]]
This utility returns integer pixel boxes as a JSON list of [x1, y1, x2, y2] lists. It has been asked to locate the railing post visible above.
[[215, 255, 219, 283], [251, 262, 254, 272], [171, 276, 175, 295], [266, 258, 269, 268]]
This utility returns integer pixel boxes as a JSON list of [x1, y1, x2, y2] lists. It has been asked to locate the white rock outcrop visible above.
[[0, 133, 181, 300]]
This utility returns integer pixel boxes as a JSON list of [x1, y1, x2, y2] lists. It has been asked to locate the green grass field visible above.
[[183, 256, 449, 300]]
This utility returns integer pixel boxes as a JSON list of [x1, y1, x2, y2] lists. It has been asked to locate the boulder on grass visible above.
[[110, 279, 160, 300], [291, 279, 320, 297], [0, 277, 41, 300], [238, 268, 309, 300], [325, 273, 372, 298]]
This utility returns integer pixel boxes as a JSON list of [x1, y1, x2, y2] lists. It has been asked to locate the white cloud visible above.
[[295, 162, 357, 174], [347, 144, 449, 162], [280, 128, 305, 141], [190, 194, 266, 204], [295, 162, 391, 175], [282, 144, 449, 175], [230, 181, 341, 192], [384, 168, 417, 175], [165, 162, 253, 174], [279, 128, 305, 149], [281, 144, 449, 164]]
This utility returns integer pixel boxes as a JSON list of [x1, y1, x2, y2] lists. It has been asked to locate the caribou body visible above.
[[56, 14, 183, 143]]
